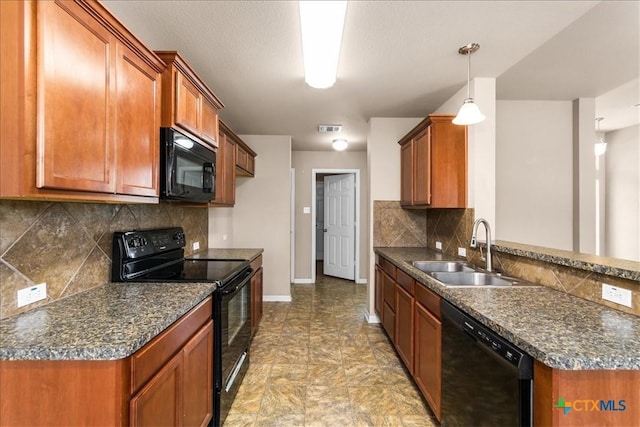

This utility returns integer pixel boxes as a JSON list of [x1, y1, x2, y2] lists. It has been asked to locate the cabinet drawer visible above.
[[396, 269, 414, 295], [415, 285, 440, 319], [131, 297, 212, 393], [379, 257, 396, 279]]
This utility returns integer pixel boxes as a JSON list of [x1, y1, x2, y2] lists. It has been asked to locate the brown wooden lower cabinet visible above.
[[414, 301, 442, 421], [533, 360, 640, 426], [374, 255, 442, 422], [0, 297, 213, 427], [394, 284, 415, 373], [130, 350, 182, 427]]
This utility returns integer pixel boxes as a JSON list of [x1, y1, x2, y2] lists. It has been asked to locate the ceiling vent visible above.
[[318, 124, 342, 133]]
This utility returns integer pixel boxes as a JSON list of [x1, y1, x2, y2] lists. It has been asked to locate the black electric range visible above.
[[111, 227, 253, 427]]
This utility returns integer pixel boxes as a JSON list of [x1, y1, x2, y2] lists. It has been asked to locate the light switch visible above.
[[303, 207, 311, 214]]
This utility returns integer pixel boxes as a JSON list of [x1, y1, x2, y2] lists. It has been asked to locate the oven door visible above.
[[161, 127, 216, 202], [216, 269, 252, 426]]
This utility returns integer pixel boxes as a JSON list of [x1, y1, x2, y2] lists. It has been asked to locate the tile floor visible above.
[[223, 269, 439, 427]]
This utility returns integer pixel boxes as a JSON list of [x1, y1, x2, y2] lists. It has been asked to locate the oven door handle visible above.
[[221, 269, 253, 295]]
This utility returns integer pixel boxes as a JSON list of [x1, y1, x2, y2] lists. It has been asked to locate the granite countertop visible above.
[[492, 240, 640, 281], [0, 248, 264, 362], [375, 247, 640, 371]]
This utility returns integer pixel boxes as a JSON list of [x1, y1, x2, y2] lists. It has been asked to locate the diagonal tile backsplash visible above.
[[0, 200, 208, 319]]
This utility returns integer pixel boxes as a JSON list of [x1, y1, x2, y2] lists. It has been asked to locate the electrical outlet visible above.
[[17, 283, 47, 308], [193, 241, 200, 251], [435, 241, 442, 250], [458, 247, 467, 257], [602, 284, 632, 307]]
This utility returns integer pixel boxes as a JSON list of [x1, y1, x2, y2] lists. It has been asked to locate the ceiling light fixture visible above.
[[595, 117, 607, 156], [299, 0, 347, 89], [332, 138, 348, 151], [452, 42, 486, 126]]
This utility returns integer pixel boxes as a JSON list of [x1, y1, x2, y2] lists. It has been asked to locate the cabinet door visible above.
[[374, 266, 383, 317], [223, 136, 236, 205], [130, 351, 183, 427], [246, 154, 255, 175], [414, 302, 442, 420], [183, 321, 214, 427], [382, 301, 395, 342], [395, 284, 415, 373], [236, 144, 248, 171], [115, 43, 160, 197], [175, 71, 201, 137], [430, 121, 467, 208], [400, 142, 413, 206], [37, 0, 116, 193], [201, 97, 219, 148], [413, 128, 431, 205], [251, 268, 263, 335]]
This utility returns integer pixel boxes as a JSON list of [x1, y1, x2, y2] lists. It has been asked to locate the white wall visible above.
[[291, 151, 368, 283], [495, 100, 573, 250], [208, 135, 292, 301], [366, 117, 422, 320], [208, 207, 233, 248], [605, 124, 640, 261]]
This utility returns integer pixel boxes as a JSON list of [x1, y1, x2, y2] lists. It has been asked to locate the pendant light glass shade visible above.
[[453, 43, 485, 126], [453, 98, 486, 125]]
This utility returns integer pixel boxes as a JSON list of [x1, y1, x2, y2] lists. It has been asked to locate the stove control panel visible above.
[[113, 227, 186, 260]]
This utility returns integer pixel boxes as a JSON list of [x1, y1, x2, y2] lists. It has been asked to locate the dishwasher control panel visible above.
[[462, 318, 524, 367]]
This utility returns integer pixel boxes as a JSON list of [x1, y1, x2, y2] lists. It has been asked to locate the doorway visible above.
[[311, 169, 361, 283]]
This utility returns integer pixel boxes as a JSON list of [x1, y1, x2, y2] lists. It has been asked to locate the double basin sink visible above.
[[411, 261, 528, 287]]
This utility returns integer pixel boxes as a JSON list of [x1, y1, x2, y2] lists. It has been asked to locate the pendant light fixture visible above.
[[453, 42, 486, 126], [595, 117, 607, 156]]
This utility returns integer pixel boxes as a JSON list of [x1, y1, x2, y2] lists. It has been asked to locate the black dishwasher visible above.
[[441, 300, 533, 427]]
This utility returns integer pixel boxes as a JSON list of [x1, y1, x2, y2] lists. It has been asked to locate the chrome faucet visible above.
[[470, 218, 492, 272]]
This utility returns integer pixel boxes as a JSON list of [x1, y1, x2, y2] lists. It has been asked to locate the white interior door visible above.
[[323, 174, 355, 280], [316, 182, 324, 260]]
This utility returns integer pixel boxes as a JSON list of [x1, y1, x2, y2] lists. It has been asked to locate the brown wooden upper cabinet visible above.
[[211, 120, 257, 207], [399, 115, 467, 208], [156, 51, 224, 149], [235, 140, 257, 177], [0, 0, 166, 203], [211, 121, 237, 206]]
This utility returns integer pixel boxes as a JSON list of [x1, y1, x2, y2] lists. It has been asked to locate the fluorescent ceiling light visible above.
[[299, 1, 347, 89], [332, 138, 348, 151]]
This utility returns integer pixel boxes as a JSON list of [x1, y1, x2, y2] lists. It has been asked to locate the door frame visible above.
[[311, 168, 361, 284]]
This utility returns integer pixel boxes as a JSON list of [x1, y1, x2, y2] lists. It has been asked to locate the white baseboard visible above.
[[356, 278, 367, 284], [365, 310, 381, 324], [292, 278, 314, 284], [263, 295, 293, 302]]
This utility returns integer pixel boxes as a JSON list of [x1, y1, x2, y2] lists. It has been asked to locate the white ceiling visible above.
[[101, 0, 639, 150]]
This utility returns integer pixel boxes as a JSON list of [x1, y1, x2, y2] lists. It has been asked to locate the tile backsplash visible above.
[[0, 200, 208, 319], [374, 201, 639, 317]]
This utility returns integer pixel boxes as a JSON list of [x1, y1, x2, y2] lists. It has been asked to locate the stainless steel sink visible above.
[[429, 271, 514, 287], [412, 261, 476, 273]]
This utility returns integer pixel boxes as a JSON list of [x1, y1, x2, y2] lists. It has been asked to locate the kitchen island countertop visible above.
[[0, 248, 263, 361], [375, 247, 640, 370]]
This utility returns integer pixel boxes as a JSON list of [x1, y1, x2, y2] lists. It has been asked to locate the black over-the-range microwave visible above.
[[160, 127, 216, 203]]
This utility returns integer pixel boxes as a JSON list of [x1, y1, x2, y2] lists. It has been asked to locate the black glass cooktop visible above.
[[135, 259, 248, 284]]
